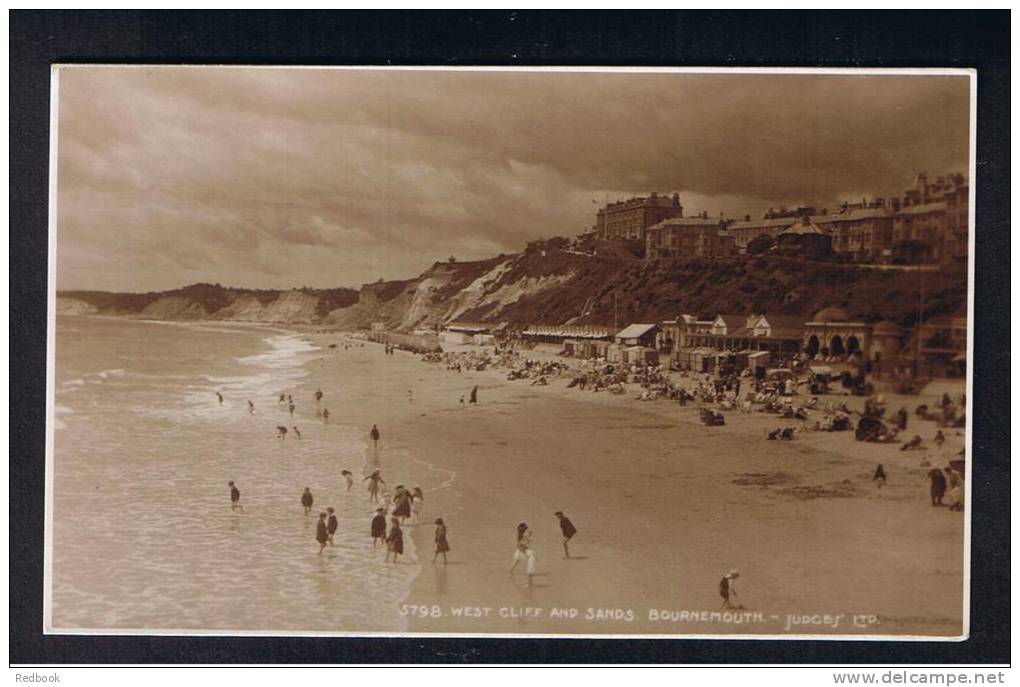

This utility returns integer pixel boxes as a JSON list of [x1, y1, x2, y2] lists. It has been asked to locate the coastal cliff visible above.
[[325, 249, 967, 332], [58, 248, 967, 330]]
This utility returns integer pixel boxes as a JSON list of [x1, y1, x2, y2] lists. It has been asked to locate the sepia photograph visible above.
[[46, 65, 975, 640]]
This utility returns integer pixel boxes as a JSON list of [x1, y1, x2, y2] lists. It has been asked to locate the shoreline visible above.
[[295, 333, 965, 638]]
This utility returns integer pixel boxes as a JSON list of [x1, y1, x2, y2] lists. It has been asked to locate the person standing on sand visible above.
[[216, 391, 223, 405], [510, 523, 536, 586], [408, 389, 414, 404], [411, 486, 424, 523], [292, 426, 301, 439], [720, 570, 740, 609], [370, 424, 381, 452], [228, 481, 242, 511], [364, 469, 386, 502], [934, 430, 946, 451], [288, 400, 296, 418], [555, 511, 578, 559], [433, 518, 450, 564], [301, 487, 314, 515], [459, 395, 465, 408], [469, 386, 478, 405], [315, 512, 329, 555], [341, 469, 354, 492], [385, 518, 404, 563], [322, 408, 330, 424], [248, 400, 255, 415], [314, 388, 323, 404], [928, 468, 947, 506], [873, 464, 887, 490], [371, 508, 387, 547], [326, 507, 339, 545]]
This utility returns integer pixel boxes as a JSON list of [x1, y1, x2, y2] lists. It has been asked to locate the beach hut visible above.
[[691, 348, 717, 373], [625, 346, 659, 365], [747, 351, 770, 379]]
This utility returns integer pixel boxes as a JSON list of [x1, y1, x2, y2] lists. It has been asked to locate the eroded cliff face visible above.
[[55, 284, 357, 324], [214, 294, 266, 321], [140, 296, 209, 320], [324, 249, 968, 332], [56, 297, 99, 315], [255, 290, 321, 323]]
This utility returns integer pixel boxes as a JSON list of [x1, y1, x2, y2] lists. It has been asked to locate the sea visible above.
[[50, 315, 419, 633]]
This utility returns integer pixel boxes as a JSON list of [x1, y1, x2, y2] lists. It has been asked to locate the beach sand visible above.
[[299, 335, 965, 637]]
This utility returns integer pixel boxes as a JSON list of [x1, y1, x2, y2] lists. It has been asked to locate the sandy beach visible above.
[[298, 333, 965, 638]]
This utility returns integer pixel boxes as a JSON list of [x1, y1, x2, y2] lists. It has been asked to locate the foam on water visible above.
[[51, 318, 420, 632]]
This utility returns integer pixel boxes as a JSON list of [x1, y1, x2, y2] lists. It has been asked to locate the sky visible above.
[[55, 67, 971, 292]]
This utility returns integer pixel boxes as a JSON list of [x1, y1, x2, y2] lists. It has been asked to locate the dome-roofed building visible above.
[[812, 306, 851, 323], [803, 306, 871, 361]]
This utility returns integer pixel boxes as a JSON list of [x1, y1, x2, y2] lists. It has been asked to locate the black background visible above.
[[10, 10, 1010, 665]]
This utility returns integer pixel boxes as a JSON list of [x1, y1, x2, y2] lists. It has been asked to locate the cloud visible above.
[[54, 67, 970, 291]]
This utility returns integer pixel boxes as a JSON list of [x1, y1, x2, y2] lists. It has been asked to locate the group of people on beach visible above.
[[227, 464, 452, 562], [216, 386, 331, 429]]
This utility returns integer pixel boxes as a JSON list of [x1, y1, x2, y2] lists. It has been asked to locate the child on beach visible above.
[[370, 424, 381, 452], [433, 518, 450, 564], [371, 508, 387, 547], [292, 426, 301, 439], [392, 485, 413, 523], [510, 523, 536, 587], [301, 487, 314, 515], [342, 469, 354, 492], [316, 512, 329, 555], [364, 470, 386, 502], [247, 400, 255, 415], [411, 486, 424, 523], [555, 511, 578, 559], [469, 386, 478, 405], [386, 518, 404, 563], [720, 570, 741, 609], [873, 464, 887, 490], [216, 391, 223, 405], [228, 481, 242, 511], [326, 507, 338, 545], [322, 408, 330, 424]]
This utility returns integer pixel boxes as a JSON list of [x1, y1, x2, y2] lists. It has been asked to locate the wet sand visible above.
[[301, 335, 965, 637]]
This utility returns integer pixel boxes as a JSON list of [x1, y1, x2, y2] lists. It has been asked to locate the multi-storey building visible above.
[[892, 172, 969, 264], [644, 213, 737, 260], [727, 215, 800, 251], [821, 203, 895, 262], [595, 192, 684, 242]]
